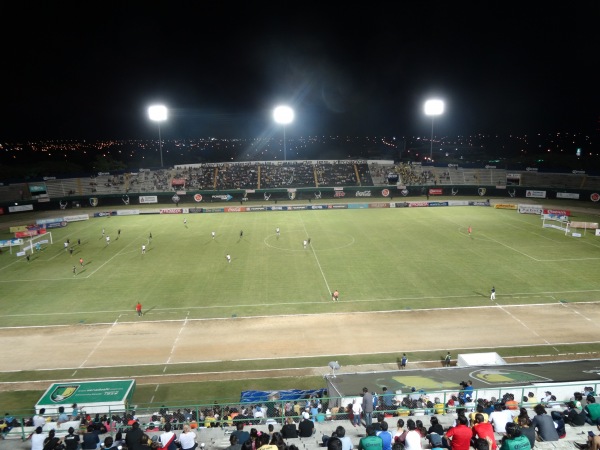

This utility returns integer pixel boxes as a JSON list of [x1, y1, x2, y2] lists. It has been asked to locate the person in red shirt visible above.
[[445, 415, 472, 450], [136, 302, 143, 317], [472, 413, 497, 450]]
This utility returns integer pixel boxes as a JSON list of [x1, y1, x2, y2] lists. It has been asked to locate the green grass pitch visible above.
[[1, 204, 599, 329]]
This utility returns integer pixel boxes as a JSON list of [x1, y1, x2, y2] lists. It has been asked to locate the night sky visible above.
[[1, 2, 598, 141]]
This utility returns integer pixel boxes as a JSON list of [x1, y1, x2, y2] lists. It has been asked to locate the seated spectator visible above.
[[585, 396, 600, 426], [472, 413, 497, 450], [231, 421, 250, 446], [427, 416, 444, 435], [57, 406, 68, 425], [372, 414, 386, 432], [489, 403, 512, 434], [500, 423, 531, 450], [359, 425, 383, 450], [518, 417, 536, 449], [404, 419, 421, 450], [256, 433, 276, 450], [81, 424, 100, 450], [551, 411, 566, 439], [575, 432, 600, 450], [281, 417, 298, 439], [444, 415, 471, 450], [63, 426, 81, 450], [377, 420, 394, 450], [564, 401, 587, 427], [43, 428, 63, 450], [531, 404, 559, 442], [226, 434, 242, 450], [31, 427, 46, 449], [298, 412, 314, 437], [513, 407, 531, 426]]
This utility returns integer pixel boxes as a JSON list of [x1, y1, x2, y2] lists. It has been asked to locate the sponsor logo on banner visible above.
[[64, 215, 89, 222], [211, 194, 233, 201], [526, 190, 546, 198], [478, 188, 486, 196], [429, 188, 443, 195], [518, 204, 543, 215], [331, 204, 348, 209], [407, 202, 429, 207], [248, 207, 266, 211], [288, 191, 296, 200], [225, 207, 245, 212], [526, 167, 538, 171], [172, 194, 180, 204], [139, 196, 158, 204], [355, 191, 372, 197], [469, 201, 490, 206], [46, 222, 67, 228], [310, 205, 326, 209], [572, 170, 585, 174], [544, 209, 570, 216], [557, 192, 579, 200], [188, 208, 203, 213], [334, 191, 345, 197], [89, 198, 99, 207], [381, 189, 390, 197], [50, 385, 80, 402], [369, 203, 389, 208], [591, 193, 600, 202], [8, 204, 34, 213], [401, 189, 409, 197], [428, 202, 448, 207], [194, 194, 203, 202], [495, 204, 518, 210], [160, 208, 183, 214]]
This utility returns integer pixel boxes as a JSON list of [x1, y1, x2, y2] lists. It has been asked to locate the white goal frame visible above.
[[22, 232, 53, 254], [541, 214, 570, 235]]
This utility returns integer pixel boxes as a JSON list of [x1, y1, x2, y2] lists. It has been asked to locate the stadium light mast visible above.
[[148, 105, 168, 168], [273, 105, 294, 161], [424, 99, 444, 161]]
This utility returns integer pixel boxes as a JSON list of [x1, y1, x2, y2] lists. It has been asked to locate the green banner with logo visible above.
[[36, 380, 135, 413]]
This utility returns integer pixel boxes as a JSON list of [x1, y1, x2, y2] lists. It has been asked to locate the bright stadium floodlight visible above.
[[273, 105, 294, 161], [148, 105, 168, 167], [424, 99, 444, 161]]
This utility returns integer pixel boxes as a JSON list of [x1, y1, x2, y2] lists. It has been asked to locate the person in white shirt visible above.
[[159, 423, 177, 449], [177, 424, 197, 450], [404, 419, 422, 450], [489, 403, 513, 433], [30, 427, 46, 450], [32, 409, 46, 429]]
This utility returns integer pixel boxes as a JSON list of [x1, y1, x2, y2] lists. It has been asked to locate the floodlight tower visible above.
[[273, 105, 294, 161], [424, 99, 444, 161], [148, 105, 168, 167]]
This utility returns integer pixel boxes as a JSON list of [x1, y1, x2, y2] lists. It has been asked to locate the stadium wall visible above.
[[0, 184, 599, 213]]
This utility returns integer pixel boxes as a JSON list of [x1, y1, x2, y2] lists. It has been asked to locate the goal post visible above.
[[22, 232, 53, 254], [541, 214, 570, 235]]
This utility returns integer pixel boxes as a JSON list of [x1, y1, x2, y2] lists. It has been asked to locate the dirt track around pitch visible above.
[[2, 301, 600, 392]]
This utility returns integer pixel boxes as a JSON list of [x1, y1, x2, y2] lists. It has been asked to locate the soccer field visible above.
[[1, 200, 600, 412], [1, 203, 600, 328]]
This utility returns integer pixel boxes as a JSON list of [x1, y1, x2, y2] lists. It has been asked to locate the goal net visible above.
[[22, 232, 53, 254], [541, 214, 570, 235]]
